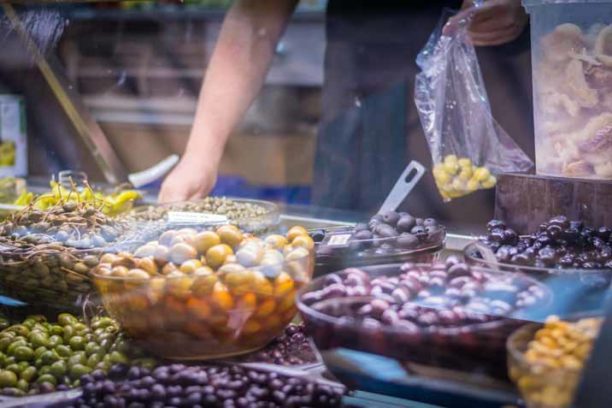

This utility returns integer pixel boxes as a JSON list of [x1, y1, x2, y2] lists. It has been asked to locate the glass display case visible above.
[[0, 1, 609, 407]]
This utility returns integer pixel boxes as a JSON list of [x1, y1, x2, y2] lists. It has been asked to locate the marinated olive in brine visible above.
[[93, 225, 314, 359]]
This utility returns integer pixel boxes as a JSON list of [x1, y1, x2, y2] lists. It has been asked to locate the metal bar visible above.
[[2, 3, 128, 184]]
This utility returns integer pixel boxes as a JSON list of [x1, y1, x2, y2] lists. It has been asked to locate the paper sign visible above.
[[167, 211, 228, 225]]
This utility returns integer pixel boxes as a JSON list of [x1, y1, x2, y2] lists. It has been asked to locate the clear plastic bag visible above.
[[415, 9, 533, 201]]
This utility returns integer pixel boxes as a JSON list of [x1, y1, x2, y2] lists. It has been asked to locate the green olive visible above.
[[86, 353, 102, 368], [20, 366, 37, 382], [6, 325, 30, 337], [57, 313, 78, 327], [49, 360, 67, 378], [36, 373, 57, 386], [68, 352, 86, 367], [216, 225, 244, 248], [0, 337, 13, 352], [25, 315, 46, 324], [69, 336, 85, 351], [40, 350, 60, 365], [91, 317, 114, 330], [62, 325, 75, 341], [69, 364, 91, 380], [49, 326, 63, 336], [5, 364, 20, 374], [109, 351, 127, 365], [16, 379, 28, 392], [38, 366, 51, 376], [7, 340, 28, 356], [34, 346, 47, 360], [206, 244, 233, 270], [55, 345, 71, 358], [28, 332, 49, 348], [13, 346, 34, 362], [72, 323, 87, 333], [4, 356, 16, 366], [0, 370, 18, 387], [48, 335, 63, 348], [85, 342, 101, 356]]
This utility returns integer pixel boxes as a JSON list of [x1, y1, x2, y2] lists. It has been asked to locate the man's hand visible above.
[[158, 154, 218, 203], [447, 0, 528, 46]]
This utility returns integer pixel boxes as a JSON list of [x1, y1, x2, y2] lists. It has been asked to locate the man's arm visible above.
[[159, 0, 299, 203]]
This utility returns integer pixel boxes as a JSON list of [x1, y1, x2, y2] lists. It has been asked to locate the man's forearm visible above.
[[185, 0, 298, 164]]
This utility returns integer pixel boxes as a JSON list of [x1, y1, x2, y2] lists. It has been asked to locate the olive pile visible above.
[[302, 259, 546, 323], [510, 317, 602, 408], [234, 324, 317, 366], [433, 155, 497, 201], [313, 211, 444, 258], [0, 201, 128, 249], [299, 259, 548, 379], [127, 196, 272, 225], [93, 225, 313, 359], [69, 363, 343, 408], [0, 313, 152, 396], [480, 216, 612, 269]]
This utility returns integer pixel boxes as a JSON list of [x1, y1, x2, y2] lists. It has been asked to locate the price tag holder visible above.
[[325, 233, 353, 248], [167, 211, 228, 225]]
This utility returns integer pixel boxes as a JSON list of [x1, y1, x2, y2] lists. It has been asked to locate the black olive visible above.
[[396, 233, 419, 249], [396, 216, 416, 233], [487, 219, 506, 231], [381, 211, 400, 226], [375, 224, 398, 238]]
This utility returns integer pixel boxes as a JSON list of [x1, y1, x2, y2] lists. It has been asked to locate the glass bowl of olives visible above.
[[125, 196, 280, 234], [297, 259, 551, 381], [311, 210, 446, 275], [92, 225, 314, 360], [0, 201, 139, 314]]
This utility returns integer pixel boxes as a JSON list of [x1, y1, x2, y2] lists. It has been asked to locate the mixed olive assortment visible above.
[[0, 201, 128, 249], [0, 313, 152, 396], [126, 197, 273, 226], [509, 317, 602, 408], [433, 155, 497, 201], [299, 259, 548, 378], [69, 363, 343, 408], [480, 216, 612, 269], [313, 211, 444, 258], [93, 225, 313, 359]]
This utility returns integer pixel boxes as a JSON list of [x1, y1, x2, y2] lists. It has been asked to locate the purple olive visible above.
[[354, 229, 374, 240], [381, 211, 400, 226], [397, 216, 417, 233], [396, 233, 419, 249]]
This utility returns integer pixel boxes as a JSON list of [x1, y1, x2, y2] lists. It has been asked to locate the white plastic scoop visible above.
[[378, 160, 426, 214]]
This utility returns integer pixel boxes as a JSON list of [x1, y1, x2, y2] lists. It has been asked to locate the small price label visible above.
[[327, 234, 352, 247], [167, 211, 228, 225]]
